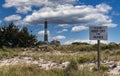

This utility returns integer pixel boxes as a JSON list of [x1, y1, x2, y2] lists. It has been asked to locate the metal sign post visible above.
[[97, 40, 100, 71], [89, 26, 108, 71]]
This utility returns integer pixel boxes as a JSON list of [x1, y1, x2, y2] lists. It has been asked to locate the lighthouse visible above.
[[44, 20, 48, 42]]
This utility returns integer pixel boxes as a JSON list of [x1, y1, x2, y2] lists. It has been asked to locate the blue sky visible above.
[[0, 0, 120, 44]]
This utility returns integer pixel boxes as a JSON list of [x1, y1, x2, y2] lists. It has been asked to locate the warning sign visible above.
[[89, 26, 108, 40]]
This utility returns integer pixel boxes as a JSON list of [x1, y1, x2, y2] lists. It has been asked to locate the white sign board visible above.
[[89, 26, 108, 40]]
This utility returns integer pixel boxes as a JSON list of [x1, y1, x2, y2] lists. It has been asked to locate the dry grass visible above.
[[0, 61, 108, 76], [0, 44, 120, 76]]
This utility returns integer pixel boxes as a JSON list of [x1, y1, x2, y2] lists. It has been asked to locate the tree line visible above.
[[0, 23, 38, 48]]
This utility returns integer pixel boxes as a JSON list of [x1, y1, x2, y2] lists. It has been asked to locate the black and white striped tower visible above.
[[44, 20, 48, 42]]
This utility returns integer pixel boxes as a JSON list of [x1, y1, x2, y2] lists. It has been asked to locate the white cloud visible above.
[[14, 20, 29, 26], [48, 0, 75, 5], [103, 23, 117, 28], [72, 25, 88, 32], [58, 24, 70, 28], [53, 35, 66, 40], [38, 30, 50, 36], [16, 6, 32, 14], [3, 0, 75, 14], [4, 15, 21, 22], [3, 0, 116, 28], [64, 39, 108, 45], [23, 3, 116, 28], [57, 29, 68, 33], [3, 0, 47, 13], [96, 3, 112, 13]]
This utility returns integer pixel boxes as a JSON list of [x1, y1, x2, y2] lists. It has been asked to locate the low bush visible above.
[[92, 64, 109, 72], [64, 58, 78, 76], [78, 56, 90, 64]]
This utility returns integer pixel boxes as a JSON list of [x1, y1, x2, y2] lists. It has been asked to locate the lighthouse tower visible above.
[[44, 20, 48, 42]]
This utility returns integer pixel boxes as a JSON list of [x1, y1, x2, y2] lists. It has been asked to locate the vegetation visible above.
[[0, 22, 37, 47], [64, 58, 78, 76], [0, 46, 22, 59], [92, 64, 109, 72], [0, 62, 108, 76], [78, 56, 90, 64], [0, 43, 119, 76], [1, 43, 120, 62]]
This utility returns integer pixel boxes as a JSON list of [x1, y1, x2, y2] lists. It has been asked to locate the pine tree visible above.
[[0, 22, 37, 48]]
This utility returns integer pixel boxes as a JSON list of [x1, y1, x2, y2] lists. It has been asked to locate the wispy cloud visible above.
[[53, 35, 66, 40], [72, 25, 88, 32], [58, 24, 70, 28], [4, 14, 21, 22], [64, 39, 109, 45], [57, 29, 68, 33]]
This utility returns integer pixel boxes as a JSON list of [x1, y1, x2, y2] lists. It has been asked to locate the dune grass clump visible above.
[[92, 64, 109, 72], [0, 47, 22, 59], [78, 56, 90, 64]]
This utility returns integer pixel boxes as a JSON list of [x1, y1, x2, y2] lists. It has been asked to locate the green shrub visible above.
[[92, 64, 109, 72], [67, 58, 78, 70], [65, 58, 78, 76], [1, 46, 9, 51], [101, 64, 109, 71], [115, 50, 120, 55], [54, 45, 68, 51], [78, 56, 90, 64], [72, 42, 89, 45]]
